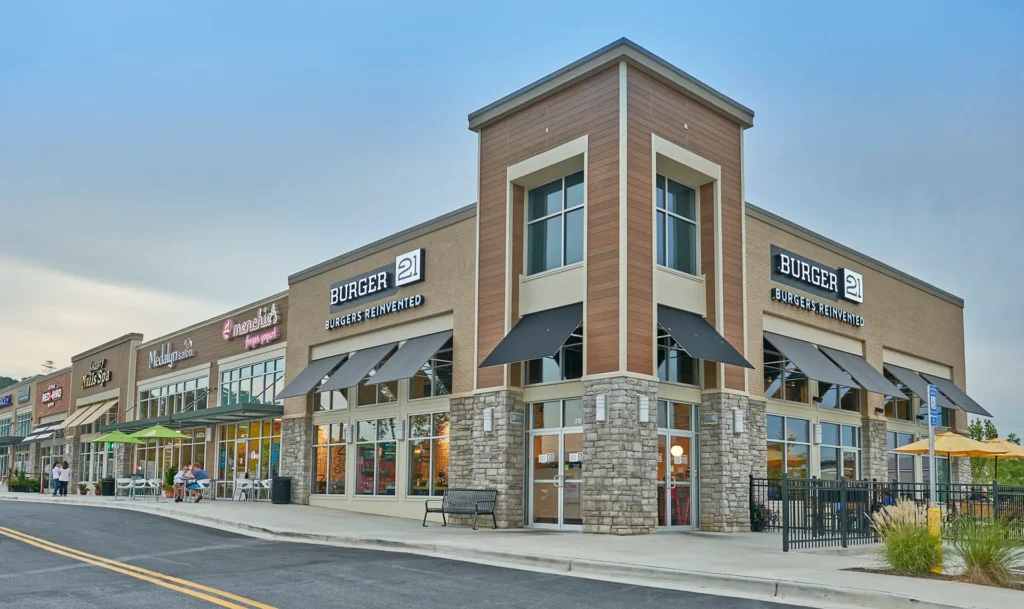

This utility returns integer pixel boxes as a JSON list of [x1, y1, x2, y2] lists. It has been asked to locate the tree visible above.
[[968, 420, 1024, 485], [0, 376, 16, 391]]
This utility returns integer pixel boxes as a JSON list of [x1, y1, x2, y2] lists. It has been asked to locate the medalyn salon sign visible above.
[[149, 338, 196, 369]]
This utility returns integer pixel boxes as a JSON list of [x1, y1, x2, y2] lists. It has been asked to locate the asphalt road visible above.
[[0, 502, 798, 609]]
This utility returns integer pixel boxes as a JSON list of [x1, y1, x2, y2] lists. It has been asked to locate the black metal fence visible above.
[[748, 476, 1024, 551]]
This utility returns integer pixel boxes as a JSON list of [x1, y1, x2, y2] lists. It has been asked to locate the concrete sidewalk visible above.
[[1, 493, 1015, 609]]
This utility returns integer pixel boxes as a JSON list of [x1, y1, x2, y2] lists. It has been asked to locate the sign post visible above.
[[926, 383, 942, 574]]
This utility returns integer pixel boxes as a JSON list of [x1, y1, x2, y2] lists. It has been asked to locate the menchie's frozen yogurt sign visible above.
[[223, 303, 281, 350]]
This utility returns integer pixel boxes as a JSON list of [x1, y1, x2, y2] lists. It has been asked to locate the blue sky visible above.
[[1, 2, 1022, 436]]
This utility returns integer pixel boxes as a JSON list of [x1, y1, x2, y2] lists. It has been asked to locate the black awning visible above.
[[882, 364, 957, 410], [320, 343, 397, 391], [920, 373, 991, 417], [819, 347, 903, 397], [0, 436, 25, 447], [657, 305, 752, 368], [169, 402, 284, 428], [764, 332, 855, 387], [367, 330, 453, 385], [277, 354, 348, 399], [98, 415, 173, 434], [480, 303, 583, 368]]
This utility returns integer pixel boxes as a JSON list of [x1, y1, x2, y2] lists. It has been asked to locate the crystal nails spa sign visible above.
[[325, 249, 426, 331], [223, 303, 282, 350]]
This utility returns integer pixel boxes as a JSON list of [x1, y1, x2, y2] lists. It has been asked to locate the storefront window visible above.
[[767, 415, 810, 479], [312, 423, 346, 495], [819, 423, 860, 480], [0, 417, 10, 438], [525, 326, 583, 385], [356, 354, 399, 407], [657, 328, 698, 385], [316, 385, 349, 412], [138, 377, 209, 420], [410, 339, 454, 399], [883, 370, 914, 421], [133, 427, 207, 480], [15, 412, 31, 437], [656, 175, 698, 275], [80, 441, 114, 483], [215, 420, 281, 488], [887, 431, 916, 483], [657, 401, 694, 431], [529, 399, 583, 429], [220, 358, 285, 407], [527, 171, 584, 275], [763, 340, 808, 403], [355, 418, 397, 496], [816, 383, 860, 413], [408, 412, 450, 496]]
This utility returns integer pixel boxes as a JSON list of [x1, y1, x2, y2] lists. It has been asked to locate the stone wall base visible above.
[[699, 392, 766, 532], [862, 418, 888, 482], [280, 416, 312, 505]]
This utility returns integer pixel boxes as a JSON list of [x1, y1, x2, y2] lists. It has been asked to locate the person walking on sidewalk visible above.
[[57, 461, 71, 497], [51, 461, 62, 497]]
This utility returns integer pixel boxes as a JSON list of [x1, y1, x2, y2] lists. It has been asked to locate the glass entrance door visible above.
[[528, 399, 584, 530], [657, 400, 697, 530]]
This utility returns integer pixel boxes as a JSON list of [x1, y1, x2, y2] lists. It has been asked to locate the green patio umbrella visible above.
[[92, 431, 143, 445], [130, 425, 192, 440]]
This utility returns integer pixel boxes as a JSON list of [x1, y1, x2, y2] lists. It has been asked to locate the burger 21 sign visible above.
[[325, 249, 425, 331], [770, 245, 865, 328]]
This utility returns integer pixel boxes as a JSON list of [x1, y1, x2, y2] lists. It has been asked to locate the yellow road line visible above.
[[0, 525, 276, 609]]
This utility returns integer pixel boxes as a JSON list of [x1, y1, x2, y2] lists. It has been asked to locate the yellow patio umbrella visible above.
[[983, 438, 1024, 481], [893, 431, 1008, 460]]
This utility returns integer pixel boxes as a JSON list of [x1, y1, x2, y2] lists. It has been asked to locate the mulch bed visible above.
[[847, 567, 1024, 590]]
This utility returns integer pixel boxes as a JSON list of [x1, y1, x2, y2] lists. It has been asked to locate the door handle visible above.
[[553, 474, 563, 488]]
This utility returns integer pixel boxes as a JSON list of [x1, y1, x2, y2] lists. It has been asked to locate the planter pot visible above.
[[165, 489, 174, 498]]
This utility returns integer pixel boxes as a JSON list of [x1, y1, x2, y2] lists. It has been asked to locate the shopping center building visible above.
[[0, 376, 40, 477], [1, 39, 990, 534]]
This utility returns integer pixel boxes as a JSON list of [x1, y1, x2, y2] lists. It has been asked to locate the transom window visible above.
[[15, 412, 31, 437], [530, 399, 584, 429], [763, 340, 808, 403], [357, 351, 399, 407], [657, 327, 698, 386], [410, 338, 454, 399], [220, 357, 285, 407], [819, 423, 861, 480], [408, 412, 450, 496], [0, 418, 10, 437], [883, 370, 914, 421], [525, 325, 583, 385], [767, 415, 810, 479], [656, 175, 698, 275], [816, 383, 860, 413], [657, 401, 694, 431], [355, 418, 397, 496], [527, 171, 584, 275], [138, 377, 210, 421], [887, 432, 916, 483]]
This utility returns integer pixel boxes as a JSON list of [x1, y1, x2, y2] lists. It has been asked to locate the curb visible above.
[[0, 495, 973, 609]]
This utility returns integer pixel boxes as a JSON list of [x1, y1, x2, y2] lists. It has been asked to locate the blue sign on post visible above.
[[927, 384, 939, 426]]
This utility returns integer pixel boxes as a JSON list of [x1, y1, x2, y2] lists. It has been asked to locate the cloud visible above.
[[0, 257, 225, 375]]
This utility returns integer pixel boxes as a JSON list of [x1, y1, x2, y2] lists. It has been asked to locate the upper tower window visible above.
[[656, 175, 698, 275], [527, 171, 584, 275]]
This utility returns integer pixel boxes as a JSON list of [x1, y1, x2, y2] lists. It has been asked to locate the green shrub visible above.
[[948, 516, 1024, 587], [872, 500, 942, 575]]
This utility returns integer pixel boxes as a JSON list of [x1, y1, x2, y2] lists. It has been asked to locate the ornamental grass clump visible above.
[[948, 517, 1024, 587], [871, 500, 941, 575]]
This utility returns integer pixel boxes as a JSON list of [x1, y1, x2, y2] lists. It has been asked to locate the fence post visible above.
[[993, 479, 1000, 520], [840, 479, 849, 548], [781, 473, 789, 552]]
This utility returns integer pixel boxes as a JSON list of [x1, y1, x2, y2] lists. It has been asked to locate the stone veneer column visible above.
[[699, 393, 766, 532], [952, 457, 972, 484], [114, 443, 133, 478], [861, 419, 888, 482], [449, 390, 525, 527], [580, 376, 659, 535], [28, 444, 40, 476], [68, 440, 84, 492], [280, 416, 312, 505]]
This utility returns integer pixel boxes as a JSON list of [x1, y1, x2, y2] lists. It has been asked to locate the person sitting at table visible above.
[[187, 462, 209, 503], [172, 465, 191, 503]]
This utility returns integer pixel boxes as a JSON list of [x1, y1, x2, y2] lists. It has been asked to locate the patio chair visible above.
[[185, 478, 213, 503], [234, 477, 254, 501], [114, 478, 133, 501], [146, 479, 162, 501], [258, 479, 272, 501], [130, 478, 149, 500]]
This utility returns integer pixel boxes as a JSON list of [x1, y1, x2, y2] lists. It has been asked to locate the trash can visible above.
[[101, 476, 116, 497], [271, 476, 291, 505]]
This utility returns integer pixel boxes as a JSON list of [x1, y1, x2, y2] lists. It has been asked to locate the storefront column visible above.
[[28, 444, 40, 475], [280, 415, 312, 505], [449, 389, 525, 528], [861, 419, 888, 482], [580, 376, 659, 534], [952, 457, 972, 484], [698, 392, 766, 532], [68, 440, 83, 491], [114, 443, 132, 478]]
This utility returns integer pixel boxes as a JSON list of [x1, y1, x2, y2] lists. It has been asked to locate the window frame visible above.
[[887, 431, 917, 483], [524, 325, 583, 386], [655, 173, 700, 276], [219, 357, 284, 408], [766, 414, 811, 479], [763, 339, 809, 404], [525, 171, 585, 276], [312, 423, 346, 496], [407, 412, 450, 497], [137, 376, 211, 421], [815, 382, 861, 413], [883, 370, 915, 422], [409, 338, 455, 400], [0, 417, 10, 438], [818, 422, 861, 480], [656, 326, 700, 387], [355, 354, 399, 408], [354, 417, 398, 497]]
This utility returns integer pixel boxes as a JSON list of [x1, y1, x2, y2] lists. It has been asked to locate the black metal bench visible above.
[[423, 488, 498, 530]]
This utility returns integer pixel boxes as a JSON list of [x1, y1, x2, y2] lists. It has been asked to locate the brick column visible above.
[[449, 389, 525, 528], [699, 393, 766, 532], [861, 419, 888, 482], [580, 376, 659, 535], [280, 416, 312, 504]]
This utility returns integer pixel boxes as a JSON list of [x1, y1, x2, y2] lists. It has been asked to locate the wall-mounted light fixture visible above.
[[813, 423, 823, 445], [596, 395, 607, 422], [483, 407, 494, 433], [637, 395, 650, 424], [732, 408, 745, 435], [874, 407, 885, 415]]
